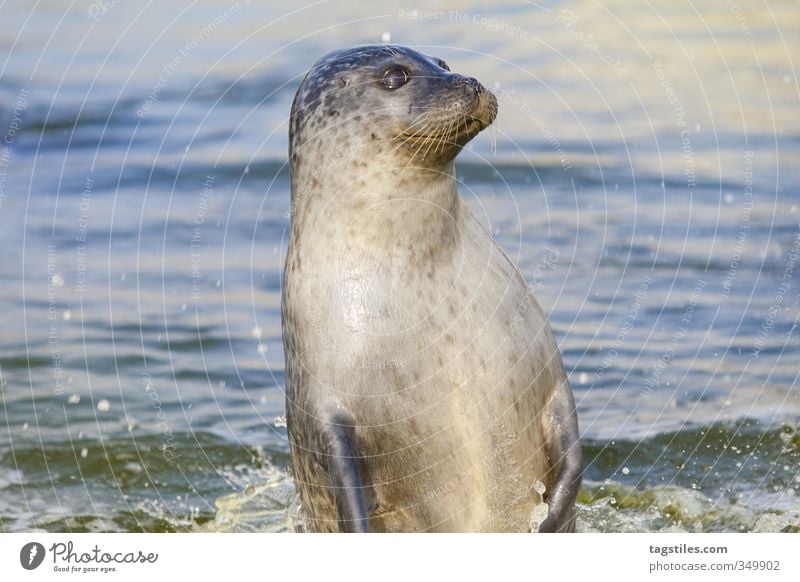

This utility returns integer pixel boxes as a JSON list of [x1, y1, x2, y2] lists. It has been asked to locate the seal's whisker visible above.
[[430, 107, 459, 157], [397, 117, 438, 168], [394, 118, 434, 154], [395, 112, 433, 143], [446, 114, 463, 154], [410, 117, 442, 165], [427, 110, 454, 158], [421, 117, 441, 160], [399, 108, 445, 139], [437, 114, 457, 156], [415, 114, 446, 161], [404, 110, 433, 131], [433, 120, 447, 156], [395, 115, 441, 157], [436, 109, 456, 155]]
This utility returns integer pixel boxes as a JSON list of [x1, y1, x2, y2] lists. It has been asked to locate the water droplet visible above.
[[68, 394, 80, 404], [251, 326, 263, 339], [621, 467, 630, 475], [274, 416, 287, 428], [80, 448, 88, 458], [62, 310, 72, 321], [51, 273, 65, 288], [381, 31, 391, 43], [578, 372, 588, 385], [257, 344, 268, 354], [97, 399, 111, 412], [181, 303, 187, 311]]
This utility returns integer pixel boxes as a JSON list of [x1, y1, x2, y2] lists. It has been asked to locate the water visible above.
[[1, 0, 799, 532]]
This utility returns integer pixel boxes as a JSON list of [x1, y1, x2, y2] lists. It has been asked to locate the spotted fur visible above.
[[282, 45, 581, 532]]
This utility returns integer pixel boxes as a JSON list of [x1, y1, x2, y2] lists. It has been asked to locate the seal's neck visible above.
[[290, 159, 463, 264]]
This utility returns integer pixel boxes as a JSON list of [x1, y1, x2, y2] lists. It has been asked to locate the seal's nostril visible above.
[[452, 75, 484, 94]]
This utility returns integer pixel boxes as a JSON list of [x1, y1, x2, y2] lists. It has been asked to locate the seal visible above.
[[282, 45, 582, 532]]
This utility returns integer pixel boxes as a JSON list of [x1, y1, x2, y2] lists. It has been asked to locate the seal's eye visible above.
[[437, 59, 450, 71], [381, 67, 410, 90]]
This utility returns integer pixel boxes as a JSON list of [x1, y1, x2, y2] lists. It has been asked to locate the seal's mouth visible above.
[[395, 89, 498, 161], [400, 115, 485, 143]]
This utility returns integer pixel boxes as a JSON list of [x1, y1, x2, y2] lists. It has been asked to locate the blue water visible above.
[[0, 0, 798, 532]]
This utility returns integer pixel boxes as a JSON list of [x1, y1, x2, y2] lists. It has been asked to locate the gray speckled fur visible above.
[[282, 45, 581, 532]]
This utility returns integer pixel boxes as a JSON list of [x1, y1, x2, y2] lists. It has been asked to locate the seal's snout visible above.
[[478, 85, 498, 126], [450, 73, 496, 123]]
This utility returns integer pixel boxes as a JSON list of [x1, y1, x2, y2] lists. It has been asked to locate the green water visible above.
[[3, 420, 796, 532]]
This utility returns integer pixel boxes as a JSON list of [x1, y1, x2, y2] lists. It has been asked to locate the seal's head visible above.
[[289, 45, 498, 172]]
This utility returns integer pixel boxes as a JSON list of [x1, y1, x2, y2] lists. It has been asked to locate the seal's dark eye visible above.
[[381, 67, 410, 90], [437, 59, 450, 71]]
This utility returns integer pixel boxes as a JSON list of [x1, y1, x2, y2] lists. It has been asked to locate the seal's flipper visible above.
[[321, 416, 369, 532], [538, 380, 582, 533]]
